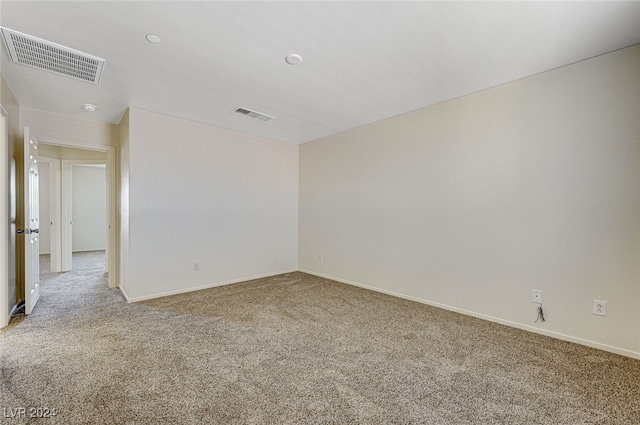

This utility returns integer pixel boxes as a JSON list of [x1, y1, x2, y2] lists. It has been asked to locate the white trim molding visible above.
[[122, 269, 298, 303], [37, 156, 61, 269]]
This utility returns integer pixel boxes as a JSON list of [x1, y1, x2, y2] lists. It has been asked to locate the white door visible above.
[[22, 127, 40, 314], [0, 108, 9, 327]]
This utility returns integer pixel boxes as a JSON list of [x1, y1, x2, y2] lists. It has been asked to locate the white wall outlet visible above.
[[593, 300, 607, 316], [318, 253, 323, 261], [193, 262, 199, 271], [531, 289, 543, 304]]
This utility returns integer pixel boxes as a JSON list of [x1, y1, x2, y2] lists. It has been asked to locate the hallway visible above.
[[40, 251, 106, 282], [28, 250, 109, 321]]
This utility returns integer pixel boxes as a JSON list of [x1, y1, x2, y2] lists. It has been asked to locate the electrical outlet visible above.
[[193, 262, 199, 271], [531, 289, 543, 304], [593, 300, 607, 316], [318, 253, 323, 262]]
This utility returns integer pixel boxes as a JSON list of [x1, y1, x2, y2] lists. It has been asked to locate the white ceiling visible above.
[[1, 1, 639, 145]]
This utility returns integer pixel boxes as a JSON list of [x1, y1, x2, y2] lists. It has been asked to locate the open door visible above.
[[0, 107, 8, 327], [21, 127, 40, 314]]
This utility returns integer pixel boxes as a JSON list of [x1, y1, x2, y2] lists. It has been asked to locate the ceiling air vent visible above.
[[0, 27, 105, 85], [233, 106, 276, 122]]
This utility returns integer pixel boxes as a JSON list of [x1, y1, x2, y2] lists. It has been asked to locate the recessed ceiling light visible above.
[[285, 54, 303, 65], [82, 103, 97, 112], [146, 34, 161, 43]]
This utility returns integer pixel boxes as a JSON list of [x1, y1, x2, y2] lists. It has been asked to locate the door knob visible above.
[[16, 228, 39, 234]]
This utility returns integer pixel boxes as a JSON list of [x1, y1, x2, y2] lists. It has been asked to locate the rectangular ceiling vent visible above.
[[233, 106, 276, 122], [0, 27, 105, 85]]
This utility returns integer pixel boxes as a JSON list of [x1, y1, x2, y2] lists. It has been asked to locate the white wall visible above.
[[20, 107, 118, 148], [122, 108, 298, 300], [299, 45, 640, 358], [39, 144, 108, 161], [38, 163, 51, 254], [71, 165, 106, 252], [1, 73, 20, 324]]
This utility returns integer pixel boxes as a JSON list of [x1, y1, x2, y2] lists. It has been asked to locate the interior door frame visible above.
[[0, 104, 8, 327], [38, 156, 62, 272], [36, 138, 117, 288]]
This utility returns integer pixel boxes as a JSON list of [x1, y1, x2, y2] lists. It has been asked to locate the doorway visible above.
[[68, 163, 107, 269], [36, 143, 116, 287]]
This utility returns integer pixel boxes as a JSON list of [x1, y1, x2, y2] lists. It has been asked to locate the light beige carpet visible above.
[[1, 251, 639, 424]]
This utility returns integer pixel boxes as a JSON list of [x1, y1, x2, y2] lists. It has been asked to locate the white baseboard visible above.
[[123, 269, 299, 303], [72, 249, 106, 253], [299, 268, 640, 360], [119, 286, 131, 303]]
